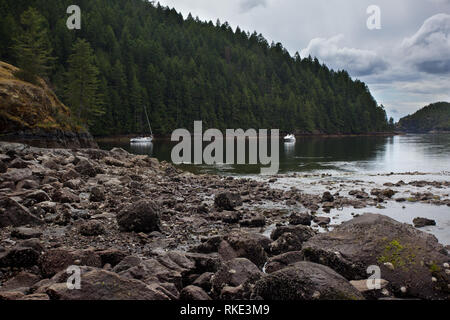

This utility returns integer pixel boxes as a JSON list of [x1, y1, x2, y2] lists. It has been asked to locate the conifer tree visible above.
[[12, 7, 54, 82], [65, 39, 104, 128]]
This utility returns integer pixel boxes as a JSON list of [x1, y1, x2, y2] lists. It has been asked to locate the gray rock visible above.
[[413, 217, 436, 228], [289, 213, 313, 226], [0, 198, 43, 228], [252, 261, 364, 300], [301, 213, 449, 300], [214, 192, 243, 211], [11, 227, 42, 240], [78, 220, 105, 236], [180, 285, 211, 300], [117, 200, 161, 233], [212, 258, 263, 293], [265, 251, 304, 274], [46, 269, 169, 300], [218, 231, 270, 268]]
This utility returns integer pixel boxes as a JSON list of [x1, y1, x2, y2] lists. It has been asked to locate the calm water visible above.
[[98, 134, 450, 245], [98, 134, 450, 175]]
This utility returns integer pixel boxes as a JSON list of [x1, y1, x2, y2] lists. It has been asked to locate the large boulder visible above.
[[212, 258, 263, 294], [0, 247, 40, 268], [46, 268, 170, 300], [179, 285, 211, 300], [0, 198, 43, 227], [214, 192, 243, 211], [413, 217, 436, 228], [218, 231, 270, 268], [39, 249, 102, 277], [301, 214, 450, 300], [265, 251, 304, 274], [117, 200, 161, 233], [252, 261, 364, 300]]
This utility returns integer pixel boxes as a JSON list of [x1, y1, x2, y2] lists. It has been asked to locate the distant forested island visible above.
[[0, 0, 393, 136], [397, 102, 450, 133]]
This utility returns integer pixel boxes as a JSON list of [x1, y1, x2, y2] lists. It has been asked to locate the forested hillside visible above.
[[398, 102, 450, 133], [0, 0, 391, 135]]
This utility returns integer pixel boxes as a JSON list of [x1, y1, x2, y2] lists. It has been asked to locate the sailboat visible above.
[[130, 106, 153, 144], [283, 134, 296, 143]]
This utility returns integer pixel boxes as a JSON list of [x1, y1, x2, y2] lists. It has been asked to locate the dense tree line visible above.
[[0, 0, 391, 135], [398, 102, 450, 133]]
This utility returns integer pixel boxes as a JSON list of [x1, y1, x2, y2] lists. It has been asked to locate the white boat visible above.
[[130, 136, 153, 143], [284, 134, 296, 142], [131, 106, 153, 144]]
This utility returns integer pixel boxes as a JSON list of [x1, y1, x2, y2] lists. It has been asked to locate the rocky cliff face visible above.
[[0, 61, 97, 148]]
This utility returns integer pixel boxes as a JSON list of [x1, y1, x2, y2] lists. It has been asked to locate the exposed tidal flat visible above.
[[0, 134, 448, 300]]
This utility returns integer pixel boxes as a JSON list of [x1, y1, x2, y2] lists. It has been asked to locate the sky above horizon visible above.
[[157, 0, 450, 120]]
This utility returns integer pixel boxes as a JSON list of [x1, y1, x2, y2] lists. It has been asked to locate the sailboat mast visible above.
[[143, 106, 153, 136]]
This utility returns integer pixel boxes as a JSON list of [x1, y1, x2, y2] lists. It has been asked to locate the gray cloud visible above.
[[300, 34, 388, 76], [240, 0, 267, 12], [401, 13, 450, 74]]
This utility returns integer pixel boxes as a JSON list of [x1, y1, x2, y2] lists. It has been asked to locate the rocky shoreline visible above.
[[0, 142, 448, 300]]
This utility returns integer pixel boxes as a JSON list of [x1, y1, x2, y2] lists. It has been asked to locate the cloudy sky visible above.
[[157, 0, 450, 120]]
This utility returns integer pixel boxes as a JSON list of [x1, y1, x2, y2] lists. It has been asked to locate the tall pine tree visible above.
[[65, 39, 104, 128], [12, 7, 54, 83]]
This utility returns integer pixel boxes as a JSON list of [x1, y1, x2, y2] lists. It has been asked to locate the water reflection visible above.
[[98, 134, 450, 175], [129, 142, 154, 156], [283, 141, 295, 156]]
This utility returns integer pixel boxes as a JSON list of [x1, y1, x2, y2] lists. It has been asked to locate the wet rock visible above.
[[25, 190, 51, 203], [349, 190, 369, 199], [46, 268, 169, 300], [97, 249, 127, 267], [2, 168, 33, 183], [265, 251, 304, 274], [63, 179, 82, 190], [104, 156, 129, 168], [219, 211, 242, 224], [0, 246, 40, 268], [218, 232, 270, 268], [61, 169, 80, 182], [212, 258, 263, 294], [214, 192, 243, 211], [0, 198, 43, 227], [117, 200, 161, 233], [78, 220, 105, 236], [192, 236, 223, 254], [39, 249, 102, 277], [0, 271, 41, 293], [9, 158, 29, 169], [289, 213, 313, 226], [20, 293, 50, 300], [11, 227, 42, 240], [322, 192, 334, 203], [269, 233, 304, 255], [240, 215, 266, 228], [301, 213, 449, 300], [74, 158, 99, 177], [313, 216, 331, 226], [52, 188, 80, 204], [0, 291, 25, 300], [0, 160, 7, 173], [271, 225, 315, 244], [179, 285, 211, 300], [252, 261, 364, 300], [413, 217, 436, 228], [192, 272, 214, 292]]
